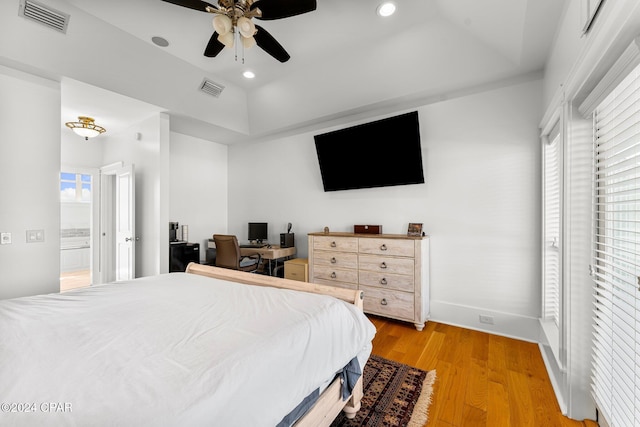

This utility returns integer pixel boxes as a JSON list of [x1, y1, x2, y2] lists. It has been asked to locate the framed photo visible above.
[[407, 223, 423, 237]]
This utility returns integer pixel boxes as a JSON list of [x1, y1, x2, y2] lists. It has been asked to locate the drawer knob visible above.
[[330, 272, 337, 279], [330, 241, 337, 247], [380, 298, 388, 306], [380, 262, 387, 269], [331, 257, 337, 264], [380, 278, 387, 285], [380, 244, 387, 251]]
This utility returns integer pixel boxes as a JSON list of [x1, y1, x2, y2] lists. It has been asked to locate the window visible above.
[[542, 120, 563, 367], [60, 172, 91, 202], [591, 61, 640, 427]]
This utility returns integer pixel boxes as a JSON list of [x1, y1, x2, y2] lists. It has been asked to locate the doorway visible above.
[[59, 168, 98, 292]]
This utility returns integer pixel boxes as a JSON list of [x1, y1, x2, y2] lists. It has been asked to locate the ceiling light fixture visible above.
[[151, 36, 170, 47], [377, 2, 396, 17], [65, 116, 106, 140], [243, 70, 255, 79]]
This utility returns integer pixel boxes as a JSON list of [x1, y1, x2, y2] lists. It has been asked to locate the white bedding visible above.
[[0, 272, 375, 426]]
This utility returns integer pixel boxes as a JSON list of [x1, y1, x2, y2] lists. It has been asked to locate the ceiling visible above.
[[24, 0, 568, 142]]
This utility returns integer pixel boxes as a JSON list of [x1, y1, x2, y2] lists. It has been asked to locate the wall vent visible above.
[[199, 79, 225, 98], [19, 0, 70, 34]]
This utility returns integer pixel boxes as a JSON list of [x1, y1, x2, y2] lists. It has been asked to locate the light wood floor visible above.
[[60, 270, 91, 292], [368, 316, 599, 427]]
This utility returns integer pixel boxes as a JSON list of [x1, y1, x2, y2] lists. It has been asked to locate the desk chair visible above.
[[213, 234, 262, 273]]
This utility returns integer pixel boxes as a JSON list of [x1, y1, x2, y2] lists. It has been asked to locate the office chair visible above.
[[212, 234, 262, 273]]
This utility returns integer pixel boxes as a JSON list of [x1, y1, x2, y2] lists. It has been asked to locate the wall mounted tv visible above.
[[314, 111, 424, 192]]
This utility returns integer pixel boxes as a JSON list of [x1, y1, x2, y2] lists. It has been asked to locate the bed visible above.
[[0, 263, 376, 426]]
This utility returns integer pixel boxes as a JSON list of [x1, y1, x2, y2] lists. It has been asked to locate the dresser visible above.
[[308, 232, 430, 331]]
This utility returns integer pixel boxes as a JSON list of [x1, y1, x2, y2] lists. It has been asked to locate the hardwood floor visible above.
[[60, 270, 90, 292], [368, 316, 599, 427]]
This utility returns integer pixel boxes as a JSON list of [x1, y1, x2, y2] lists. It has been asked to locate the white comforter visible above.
[[0, 273, 375, 426]]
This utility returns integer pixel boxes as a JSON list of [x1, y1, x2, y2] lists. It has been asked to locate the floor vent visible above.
[[19, 0, 70, 34], [199, 79, 225, 98]]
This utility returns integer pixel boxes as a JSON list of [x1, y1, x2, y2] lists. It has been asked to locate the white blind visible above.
[[591, 62, 640, 427], [543, 125, 562, 328]]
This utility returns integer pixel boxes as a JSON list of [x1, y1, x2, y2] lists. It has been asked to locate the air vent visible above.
[[19, 0, 69, 34], [199, 79, 225, 98]]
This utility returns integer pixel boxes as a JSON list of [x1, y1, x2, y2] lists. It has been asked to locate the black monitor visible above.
[[248, 222, 268, 243]]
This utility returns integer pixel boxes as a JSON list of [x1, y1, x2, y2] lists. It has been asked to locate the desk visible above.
[[240, 245, 296, 276]]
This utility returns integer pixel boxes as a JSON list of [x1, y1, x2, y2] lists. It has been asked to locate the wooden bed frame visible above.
[[185, 263, 365, 426]]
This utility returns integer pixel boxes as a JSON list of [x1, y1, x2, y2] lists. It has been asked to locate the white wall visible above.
[[169, 132, 228, 261], [0, 66, 61, 299], [229, 79, 542, 340]]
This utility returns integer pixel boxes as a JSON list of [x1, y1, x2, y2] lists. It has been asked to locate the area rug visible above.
[[331, 354, 436, 427]]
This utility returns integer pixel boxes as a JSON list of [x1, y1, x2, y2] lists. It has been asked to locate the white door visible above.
[[101, 162, 135, 282]]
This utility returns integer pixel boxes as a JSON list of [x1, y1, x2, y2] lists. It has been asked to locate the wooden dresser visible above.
[[308, 232, 430, 331]]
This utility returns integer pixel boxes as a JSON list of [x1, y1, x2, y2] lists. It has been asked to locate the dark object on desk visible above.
[[170, 241, 200, 272], [240, 243, 267, 249], [354, 225, 382, 234], [213, 234, 262, 273], [169, 221, 179, 242], [280, 233, 294, 248]]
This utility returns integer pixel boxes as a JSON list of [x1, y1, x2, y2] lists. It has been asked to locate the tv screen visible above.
[[248, 222, 268, 243], [314, 111, 424, 192]]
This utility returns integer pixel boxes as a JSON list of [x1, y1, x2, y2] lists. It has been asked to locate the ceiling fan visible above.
[[161, 0, 317, 63]]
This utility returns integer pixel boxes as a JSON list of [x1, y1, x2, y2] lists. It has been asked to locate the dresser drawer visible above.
[[313, 278, 358, 291], [313, 236, 358, 253], [359, 271, 414, 293], [313, 251, 358, 269], [358, 254, 414, 275], [313, 265, 359, 285], [359, 238, 415, 257], [361, 286, 414, 321]]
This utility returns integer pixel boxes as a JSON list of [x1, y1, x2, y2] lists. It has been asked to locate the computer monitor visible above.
[[248, 222, 268, 243]]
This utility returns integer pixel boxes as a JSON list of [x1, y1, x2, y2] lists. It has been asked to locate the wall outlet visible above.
[[479, 315, 494, 325], [1, 232, 11, 245]]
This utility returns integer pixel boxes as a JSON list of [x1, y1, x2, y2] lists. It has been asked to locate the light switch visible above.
[[26, 229, 44, 243], [1, 232, 11, 245]]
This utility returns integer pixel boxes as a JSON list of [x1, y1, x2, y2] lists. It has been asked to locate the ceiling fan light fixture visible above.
[[241, 35, 256, 49], [237, 16, 256, 38], [218, 31, 235, 48], [377, 2, 396, 17], [65, 116, 106, 141], [212, 14, 232, 35]]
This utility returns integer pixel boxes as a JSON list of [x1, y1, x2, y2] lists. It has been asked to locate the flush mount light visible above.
[[243, 70, 256, 79], [377, 2, 396, 17], [65, 116, 106, 140]]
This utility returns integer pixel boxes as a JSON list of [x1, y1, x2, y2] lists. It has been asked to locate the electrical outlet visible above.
[[479, 315, 494, 325], [1, 232, 11, 245]]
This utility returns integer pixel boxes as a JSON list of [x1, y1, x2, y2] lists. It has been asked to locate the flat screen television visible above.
[[248, 222, 268, 243], [314, 111, 424, 192]]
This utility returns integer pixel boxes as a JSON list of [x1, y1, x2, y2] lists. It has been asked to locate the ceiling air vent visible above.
[[199, 79, 225, 98], [19, 0, 70, 34]]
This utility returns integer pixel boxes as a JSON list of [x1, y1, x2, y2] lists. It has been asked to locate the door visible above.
[[100, 162, 135, 282]]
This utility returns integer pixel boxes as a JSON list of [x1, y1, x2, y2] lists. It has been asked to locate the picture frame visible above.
[[407, 223, 423, 237]]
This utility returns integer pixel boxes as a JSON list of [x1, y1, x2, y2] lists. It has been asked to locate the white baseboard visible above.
[[429, 300, 542, 342]]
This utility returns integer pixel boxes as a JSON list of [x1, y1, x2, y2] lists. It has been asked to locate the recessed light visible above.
[[377, 2, 396, 17], [151, 36, 169, 47], [243, 70, 256, 79]]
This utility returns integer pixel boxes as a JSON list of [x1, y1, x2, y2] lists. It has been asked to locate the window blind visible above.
[[543, 124, 562, 328], [591, 62, 640, 427]]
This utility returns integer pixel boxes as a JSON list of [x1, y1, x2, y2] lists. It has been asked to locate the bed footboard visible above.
[[295, 376, 363, 427], [185, 263, 364, 309]]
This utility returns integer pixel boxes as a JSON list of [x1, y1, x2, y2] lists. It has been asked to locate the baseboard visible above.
[[429, 300, 542, 343], [539, 342, 568, 415]]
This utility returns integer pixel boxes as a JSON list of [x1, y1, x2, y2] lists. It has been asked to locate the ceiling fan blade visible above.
[[161, 0, 217, 13], [204, 32, 225, 57], [251, 0, 316, 20], [254, 25, 290, 62]]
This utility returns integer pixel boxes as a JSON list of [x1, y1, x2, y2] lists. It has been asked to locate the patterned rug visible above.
[[331, 354, 436, 427]]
